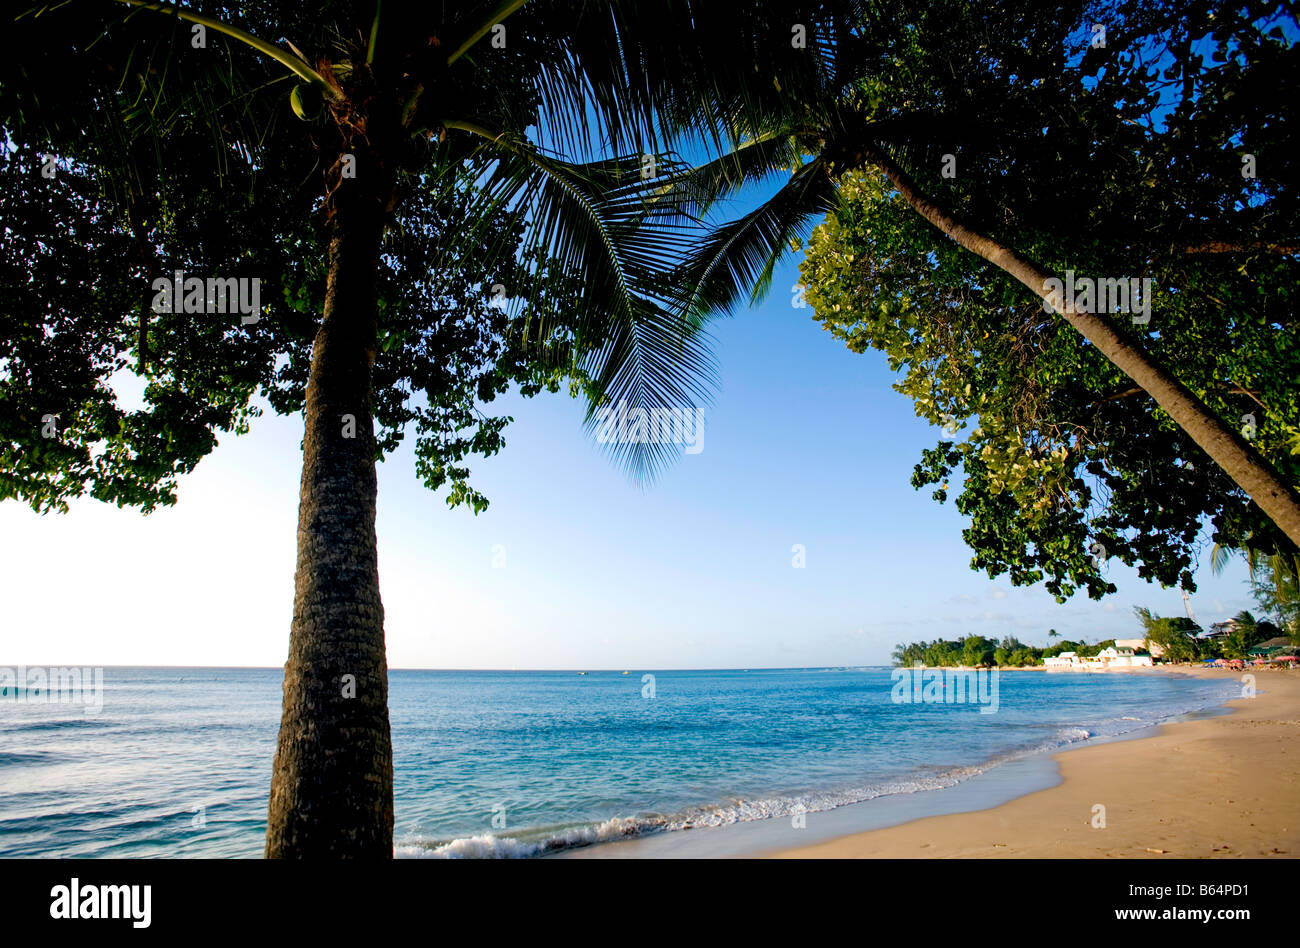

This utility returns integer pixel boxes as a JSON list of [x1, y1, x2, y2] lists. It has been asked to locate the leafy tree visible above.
[[1134, 605, 1202, 661], [1213, 539, 1300, 641], [4, 0, 809, 856], [961, 634, 995, 667], [796, 2, 1300, 600], [806, 159, 1299, 600], [897, 635, 1044, 666], [1009, 647, 1040, 666], [1256, 619, 1285, 643], [668, 0, 1300, 572], [1050, 639, 1086, 656], [1222, 610, 1265, 659], [993, 635, 1024, 666]]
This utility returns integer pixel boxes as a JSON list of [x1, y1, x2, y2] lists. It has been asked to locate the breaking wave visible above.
[[395, 722, 1107, 859]]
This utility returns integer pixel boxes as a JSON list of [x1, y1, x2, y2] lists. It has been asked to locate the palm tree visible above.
[[1232, 610, 1258, 634], [11, 0, 784, 857], [1221, 610, 1259, 660], [660, 4, 1300, 547], [1211, 537, 1300, 640]]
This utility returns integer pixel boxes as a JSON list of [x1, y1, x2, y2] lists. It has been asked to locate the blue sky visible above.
[[0, 250, 1260, 669], [6, 14, 1284, 668]]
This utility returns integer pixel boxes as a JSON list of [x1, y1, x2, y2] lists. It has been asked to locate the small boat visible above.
[[621, 671, 629, 675], [577, 671, 587, 676]]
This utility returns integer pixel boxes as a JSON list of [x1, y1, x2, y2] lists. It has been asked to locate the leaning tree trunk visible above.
[[266, 151, 394, 857], [854, 143, 1300, 549]]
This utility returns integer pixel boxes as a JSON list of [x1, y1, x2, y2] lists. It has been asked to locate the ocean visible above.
[[0, 666, 1241, 858]]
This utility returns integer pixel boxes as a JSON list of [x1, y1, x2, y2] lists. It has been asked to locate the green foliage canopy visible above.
[[800, 0, 1300, 601]]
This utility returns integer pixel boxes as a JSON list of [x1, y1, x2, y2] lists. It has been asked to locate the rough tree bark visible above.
[[849, 143, 1300, 549], [265, 139, 395, 857]]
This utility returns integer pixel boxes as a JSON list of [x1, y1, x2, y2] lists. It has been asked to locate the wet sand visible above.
[[770, 667, 1300, 858]]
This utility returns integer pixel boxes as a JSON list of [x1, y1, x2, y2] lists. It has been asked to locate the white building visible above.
[[1087, 646, 1153, 668], [1043, 651, 1081, 668], [1115, 637, 1163, 659], [1044, 647, 1153, 670]]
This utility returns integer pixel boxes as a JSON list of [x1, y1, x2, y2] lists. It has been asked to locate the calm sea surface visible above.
[[0, 666, 1239, 857]]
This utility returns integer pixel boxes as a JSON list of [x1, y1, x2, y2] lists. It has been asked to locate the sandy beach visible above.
[[771, 667, 1300, 859]]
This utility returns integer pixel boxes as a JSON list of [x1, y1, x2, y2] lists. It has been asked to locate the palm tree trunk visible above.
[[856, 143, 1300, 548], [265, 195, 393, 858]]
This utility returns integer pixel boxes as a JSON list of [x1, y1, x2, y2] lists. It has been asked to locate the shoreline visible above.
[[768, 666, 1300, 858], [552, 665, 1252, 859]]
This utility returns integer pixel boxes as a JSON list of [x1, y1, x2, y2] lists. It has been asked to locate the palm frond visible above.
[[443, 121, 715, 482], [657, 129, 805, 218], [106, 0, 335, 95], [1209, 541, 1237, 575], [445, 0, 531, 66], [677, 156, 839, 319]]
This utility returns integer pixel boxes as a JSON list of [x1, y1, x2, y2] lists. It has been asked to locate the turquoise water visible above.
[[0, 666, 1239, 857]]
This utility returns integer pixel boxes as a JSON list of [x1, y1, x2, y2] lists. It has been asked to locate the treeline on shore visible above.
[[890, 634, 1114, 669], [893, 607, 1300, 668]]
